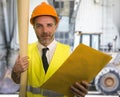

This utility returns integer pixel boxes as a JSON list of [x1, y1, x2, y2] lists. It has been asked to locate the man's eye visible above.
[[47, 24, 53, 27], [35, 24, 42, 28]]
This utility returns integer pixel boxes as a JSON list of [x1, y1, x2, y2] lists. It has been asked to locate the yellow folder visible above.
[[41, 44, 112, 97]]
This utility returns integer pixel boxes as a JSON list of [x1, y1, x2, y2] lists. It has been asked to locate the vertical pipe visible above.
[[2, 0, 10, 47], [17, 0, 29, 97]]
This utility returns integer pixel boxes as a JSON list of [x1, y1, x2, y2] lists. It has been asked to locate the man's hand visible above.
[[13, 55, 29, 73], [70, 81, 89, 97], [11, 55, 29, 84]]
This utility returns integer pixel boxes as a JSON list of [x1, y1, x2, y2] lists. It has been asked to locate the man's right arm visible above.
[[11, 56, 29, 84], [11, 69, 21, 84]]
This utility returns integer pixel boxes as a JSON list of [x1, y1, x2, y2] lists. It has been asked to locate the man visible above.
[[11, 2, 89, 97]]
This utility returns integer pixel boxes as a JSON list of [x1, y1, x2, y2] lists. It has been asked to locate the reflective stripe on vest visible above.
[[27, 86, 64, 97]]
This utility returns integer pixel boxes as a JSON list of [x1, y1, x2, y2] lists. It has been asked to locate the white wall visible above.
[[75, 0, 102, 33], [100, 0, 120, 50], [75, 0, 120, 50]]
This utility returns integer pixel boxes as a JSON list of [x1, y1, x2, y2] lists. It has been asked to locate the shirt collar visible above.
[[37, 39, 57, 52]]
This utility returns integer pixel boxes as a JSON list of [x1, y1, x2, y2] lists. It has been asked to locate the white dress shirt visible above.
[[37, 40, 57, 65]]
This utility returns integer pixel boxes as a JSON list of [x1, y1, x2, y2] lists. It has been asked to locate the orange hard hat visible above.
[[30, 2, 59, 25]]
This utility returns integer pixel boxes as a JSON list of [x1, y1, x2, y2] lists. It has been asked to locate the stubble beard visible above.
[[37, 35, 54, 46]]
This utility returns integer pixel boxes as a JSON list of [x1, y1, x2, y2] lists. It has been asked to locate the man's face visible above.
[[33, 16, 58, 46]]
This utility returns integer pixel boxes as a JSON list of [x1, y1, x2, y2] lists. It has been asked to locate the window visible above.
[[80, 34, 100, 50]]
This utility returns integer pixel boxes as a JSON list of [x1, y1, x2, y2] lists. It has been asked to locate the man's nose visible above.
[[42, 26, 48, 33]]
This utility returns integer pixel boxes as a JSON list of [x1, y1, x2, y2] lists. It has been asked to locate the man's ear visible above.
[[55, 23, 59, 29]]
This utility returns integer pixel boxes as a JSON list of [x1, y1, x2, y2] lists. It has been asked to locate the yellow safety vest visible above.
[[27, 42, 71, 97]]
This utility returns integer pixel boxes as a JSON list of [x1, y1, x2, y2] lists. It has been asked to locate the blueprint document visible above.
[[41, 44, 112, 97]]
